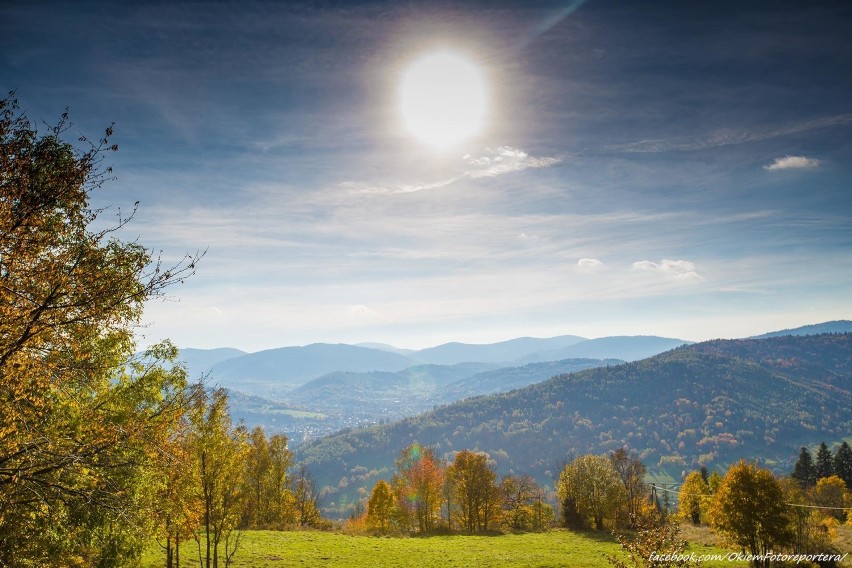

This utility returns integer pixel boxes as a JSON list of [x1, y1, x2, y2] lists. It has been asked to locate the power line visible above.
[[650, 484, 852, 510]]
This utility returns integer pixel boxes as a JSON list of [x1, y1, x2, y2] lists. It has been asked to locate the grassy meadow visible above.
[[142, 528, 752, 567]]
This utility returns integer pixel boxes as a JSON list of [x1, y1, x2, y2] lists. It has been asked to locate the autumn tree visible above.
[[557, 454, 626, 531], [500, 474, 553, 531], [813, 475, 847, 522], [0, 96, 199, 565], [447, 450, 501, 532], [607, 516, 696, 568], [154, 405, 204, 568], [392, 444, 444, 533], [676, 471, 709, 525], [366, 479, 395, 533], [610, 448, 649, 528], [291, 464, 321, 527], [708, 460, 792, 568], [188, 387, 249, 568]]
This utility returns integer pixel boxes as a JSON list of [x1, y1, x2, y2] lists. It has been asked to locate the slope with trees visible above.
[[298, 335, 851, 518]]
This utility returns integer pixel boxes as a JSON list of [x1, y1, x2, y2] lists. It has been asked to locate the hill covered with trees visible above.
[[297, 334, 851, 518]]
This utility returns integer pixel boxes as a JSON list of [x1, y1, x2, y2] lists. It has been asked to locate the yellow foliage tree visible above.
[[708, 461, 792, 568], [0, 96, 199, 565], [676, 471, 709, 525], [366, 479, 395, 533]]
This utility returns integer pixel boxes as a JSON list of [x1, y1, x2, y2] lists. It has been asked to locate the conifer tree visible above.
[[833, 441, 852, 487], [815, 442, 834, 480], [792, 447, 817, 488]]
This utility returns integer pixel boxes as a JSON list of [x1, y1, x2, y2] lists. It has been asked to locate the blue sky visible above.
[[3, 0, 851, 351]]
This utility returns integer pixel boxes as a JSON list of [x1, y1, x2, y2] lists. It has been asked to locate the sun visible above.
[[399, 51, 487, 149]]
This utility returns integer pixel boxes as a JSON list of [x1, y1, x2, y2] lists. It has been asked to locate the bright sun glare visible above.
[[399, 51, 487, 149]]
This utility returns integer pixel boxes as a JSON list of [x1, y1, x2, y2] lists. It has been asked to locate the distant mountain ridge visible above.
[[296, 333, 852, 518], [410, 335, 587, 365], [207, 344, 416, 398], [186, 334, 687, 401], [750, 320, 852, 339], [517, 336, 690, 363], [178, 347, 247, 381]]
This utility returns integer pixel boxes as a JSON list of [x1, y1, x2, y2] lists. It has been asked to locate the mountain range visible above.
[[179, 335, 686, 438], [294, 331, 851, 518], [187, 334, 689, 398]]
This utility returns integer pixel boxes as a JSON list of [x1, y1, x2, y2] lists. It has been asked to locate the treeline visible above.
[[346, 443, 555, 534], [671, 455, 851, 567], [299, 334, 852, 517], [157, 387, 324, 568]]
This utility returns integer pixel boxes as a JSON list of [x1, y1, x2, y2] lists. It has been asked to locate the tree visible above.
[[607, 517, 697, 568], [813, 475, 847, 522], [707, 470, 723, 495], [708, 460, 792, 568], [366, 480, 395, 533], [557, 454, 626, 531], [0, 96, 199, 565], [188, 387, 249, 568], [243, 426, 272, 528], [677, 471, 709, 525], [780, 477, 841, 560], [815, 442, 834, 480], [154, 404, 204, 568], [500, 474, 552, 531], [447, 450, 501, 532], [291, 464, 321, 528], [610, 448, 649, 528], [392, 444, 444, 533], [792, 447, 817, 488], [834, 441, 852, 488], [266, 433, 294, 527]]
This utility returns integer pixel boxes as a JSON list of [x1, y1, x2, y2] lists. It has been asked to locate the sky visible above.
[[2, 0, 851, 351]]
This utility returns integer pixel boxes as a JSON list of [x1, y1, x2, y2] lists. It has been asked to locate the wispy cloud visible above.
[[764, 155, 820, 171], [602, 114, 852, 154], [464, 146, 563, 178], [632, 259, 702, 281], [340, 146, 562, 195]]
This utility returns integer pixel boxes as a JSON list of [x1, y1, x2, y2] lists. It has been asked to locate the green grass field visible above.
[[142, 528, 751, 567]]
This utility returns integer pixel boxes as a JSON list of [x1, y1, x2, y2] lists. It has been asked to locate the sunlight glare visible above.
[[399, 51, 487, 149]]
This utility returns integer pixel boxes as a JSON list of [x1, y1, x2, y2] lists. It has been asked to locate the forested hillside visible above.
[[297, 334, 851, 518]]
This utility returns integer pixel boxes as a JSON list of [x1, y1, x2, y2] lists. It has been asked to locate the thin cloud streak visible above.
[[600, 114, 852, 154], [339, 146, 562, 195]]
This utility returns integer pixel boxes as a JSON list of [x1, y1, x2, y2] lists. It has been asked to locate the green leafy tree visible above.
[[676, 471, 709, 525], [0, 96, 198, 565], [557, 454, 626, 531], [188, 387, 249, 568], [708, 460, 793, 568], [792, 447, 817, 488], [815, 442, 834, 480], [834, 441, 852, 487]]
